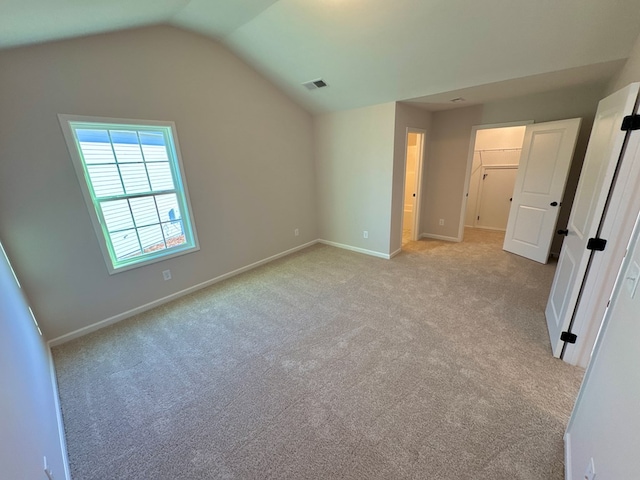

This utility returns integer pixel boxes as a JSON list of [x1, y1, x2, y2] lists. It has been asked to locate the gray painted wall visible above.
[[314, 103, 396, 255], [0, 244, 68, 479], [0, 26, 317, 340], [607, 32, 640, 95]]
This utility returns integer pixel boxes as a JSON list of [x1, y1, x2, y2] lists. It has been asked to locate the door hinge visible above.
[[586, 237, 607, 251], [621, 114, 640, 131], [560, 331, 578, 344]]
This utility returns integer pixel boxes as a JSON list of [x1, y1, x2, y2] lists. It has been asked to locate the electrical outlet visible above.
[[584, 457, 596, 480], [294, 228, 299, 237], [439, 219, 445, 226], [363, 231, 369, 239], [162, 269, 172, 281]]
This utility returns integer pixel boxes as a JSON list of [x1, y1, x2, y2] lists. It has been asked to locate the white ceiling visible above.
[[2, 0, 640, 113]]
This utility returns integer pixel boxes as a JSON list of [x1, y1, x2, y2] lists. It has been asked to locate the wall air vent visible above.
[[302, 79, 328, 91]]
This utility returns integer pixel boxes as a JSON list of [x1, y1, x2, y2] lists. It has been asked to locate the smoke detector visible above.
[[302, 79, 328, 91]]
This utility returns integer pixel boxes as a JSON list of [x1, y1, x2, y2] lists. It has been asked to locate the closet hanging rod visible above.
[[475, 147, 522, 152]]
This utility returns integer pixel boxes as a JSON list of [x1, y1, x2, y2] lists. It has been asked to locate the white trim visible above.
[[47, 345, 72, 479], [389, 248, 402, 258], [459, 120, 533, 242], [420, 233, 460, 242], [564, 432, 572, 480], [48, 240, 318, 346], [317, 239, 391, 259]]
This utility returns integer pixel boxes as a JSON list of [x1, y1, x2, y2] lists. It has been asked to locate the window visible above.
[[59, 115, 199, 274]]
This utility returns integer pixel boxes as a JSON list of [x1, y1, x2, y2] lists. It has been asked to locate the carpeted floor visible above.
[[53, 228, 584, 479]]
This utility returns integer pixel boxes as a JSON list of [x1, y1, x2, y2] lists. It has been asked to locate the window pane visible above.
[[110, 229, 141, 260], [119, 163, 150, 194], [100, 199, 134, 232], [162, 221, 185, 242], [111, 130, 144, 163], [147, 162, 174, 191], [129, 197, 159, 227], [140, 132, 169, 162], [138, 225, 166, 252], [76, 129, 116, 164], [86, 164, 124, 197], [79, 141, 117, 165], [155, 193, 181, 222]]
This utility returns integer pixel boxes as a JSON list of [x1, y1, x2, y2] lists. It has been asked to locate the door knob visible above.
[[557, 229, 569, 236], [550, 201, 558, 207]]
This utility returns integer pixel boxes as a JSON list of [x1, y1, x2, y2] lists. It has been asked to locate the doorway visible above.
[[460, 122, 530, 240], [402, 129, 425, 245]]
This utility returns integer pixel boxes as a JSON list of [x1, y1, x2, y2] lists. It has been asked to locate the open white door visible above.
[[503, 118, 581, 263], [545, 83, 640, 358]]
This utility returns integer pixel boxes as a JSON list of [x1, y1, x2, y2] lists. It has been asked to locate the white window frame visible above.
[[59, 114, 199, 274]]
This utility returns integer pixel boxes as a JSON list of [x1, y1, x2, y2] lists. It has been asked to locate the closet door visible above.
[[503, 118, 581, 263]]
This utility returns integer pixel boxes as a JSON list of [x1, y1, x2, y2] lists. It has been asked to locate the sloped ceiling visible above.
[[2, 0, 640, 113]]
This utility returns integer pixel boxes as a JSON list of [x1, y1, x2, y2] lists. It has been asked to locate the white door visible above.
[[475, 166, 518, 231], [545, 83, 640, 358], [503, 118, 581, 263]]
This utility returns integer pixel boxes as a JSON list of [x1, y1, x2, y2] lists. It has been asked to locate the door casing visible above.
[[402, 128, 426, 243], [459, 121, 533, 241]]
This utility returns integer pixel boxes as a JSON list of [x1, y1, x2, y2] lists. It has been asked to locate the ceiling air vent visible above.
[[302, 79, 328, 91]]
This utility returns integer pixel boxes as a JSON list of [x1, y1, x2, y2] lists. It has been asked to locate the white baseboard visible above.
[[48, 240, 318, 346], [420, 233, 460, 243], [317, 239, 391, 259], [564, 432, 572, 479], [47, 345, 71, 480], [389, 248, 402, 258]]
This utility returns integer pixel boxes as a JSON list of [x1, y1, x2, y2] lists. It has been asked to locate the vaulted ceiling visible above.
[[2, 0, 640, 113]]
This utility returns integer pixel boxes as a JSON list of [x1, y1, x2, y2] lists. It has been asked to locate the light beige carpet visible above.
[[53, 228, 584, 479]]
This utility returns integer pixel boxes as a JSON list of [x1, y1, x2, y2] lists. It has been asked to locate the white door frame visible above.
[[474, 164, 518, 231], [458, 121, 534, 242], [403, 128, 426, 242]]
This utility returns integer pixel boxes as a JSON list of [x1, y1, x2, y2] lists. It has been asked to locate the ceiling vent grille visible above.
[[302, 79, 328, 91]]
